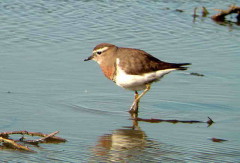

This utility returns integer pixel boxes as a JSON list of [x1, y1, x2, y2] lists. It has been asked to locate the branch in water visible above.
[[0, 131, 66, 152], [0, 130, 66, 143], [0, 137, 35, 152], [133, 117, 214, 126]]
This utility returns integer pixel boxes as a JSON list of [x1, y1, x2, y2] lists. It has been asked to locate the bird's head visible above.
[[84, 43, 117, 64]]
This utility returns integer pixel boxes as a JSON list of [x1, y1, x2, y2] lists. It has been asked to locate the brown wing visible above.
[[117, 47, 190, 75]]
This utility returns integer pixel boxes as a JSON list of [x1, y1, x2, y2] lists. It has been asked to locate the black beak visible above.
[[84, 55, 93, 61]]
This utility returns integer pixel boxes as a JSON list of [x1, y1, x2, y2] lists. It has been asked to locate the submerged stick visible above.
[[133, 117, 214, 126]]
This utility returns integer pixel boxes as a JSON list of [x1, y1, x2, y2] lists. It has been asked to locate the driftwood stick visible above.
[[0, 137, 35, 152], [0, 131, 66, 152], [23, 131, 59, 144], [0, 131, 67, 143]]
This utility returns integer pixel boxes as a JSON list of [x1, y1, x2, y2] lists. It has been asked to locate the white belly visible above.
[[115, 59, 175, 91]]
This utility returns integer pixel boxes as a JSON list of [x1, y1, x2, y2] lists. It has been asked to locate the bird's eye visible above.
[[97, 51, 102, 55]]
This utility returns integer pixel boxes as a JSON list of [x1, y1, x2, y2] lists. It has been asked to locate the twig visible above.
[[0, 131, 67, 143], [207, 117, 214, 126], [23, 131, 59, 145], [0, 130, 66, 152], [0, 137, 35, 152]]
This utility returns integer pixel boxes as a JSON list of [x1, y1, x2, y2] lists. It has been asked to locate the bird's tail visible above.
[[172, 63, 191, 70]]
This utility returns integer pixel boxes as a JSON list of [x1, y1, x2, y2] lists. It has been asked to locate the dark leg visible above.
[[129, 84, 151, 113], [129, 91, 139, 113], [134, 91, 139, 108]]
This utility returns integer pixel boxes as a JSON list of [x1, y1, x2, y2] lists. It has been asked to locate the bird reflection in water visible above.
[[90, 113, 170, 162], [90, 113, 152, 162]]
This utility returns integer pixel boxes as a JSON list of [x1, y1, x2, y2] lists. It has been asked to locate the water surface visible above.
[[0, 0, 240, 162]]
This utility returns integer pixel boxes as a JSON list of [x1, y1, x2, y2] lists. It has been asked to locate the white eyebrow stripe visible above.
[[93, 47, 109, 53]]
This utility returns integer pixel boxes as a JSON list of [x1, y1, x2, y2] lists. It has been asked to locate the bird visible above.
[[84, 43, 190, 113]]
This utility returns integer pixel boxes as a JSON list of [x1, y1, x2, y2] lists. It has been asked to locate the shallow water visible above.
[[0, 0, 240, 162]]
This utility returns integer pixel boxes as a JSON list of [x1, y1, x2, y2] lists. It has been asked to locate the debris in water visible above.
[[202, 6, 209, 17], [211, 5, 240, 22], [211, 137, 228, 143], [190, 72, 205, 77], [133, 117, 214, 126], [0, 131, 66, 152]]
